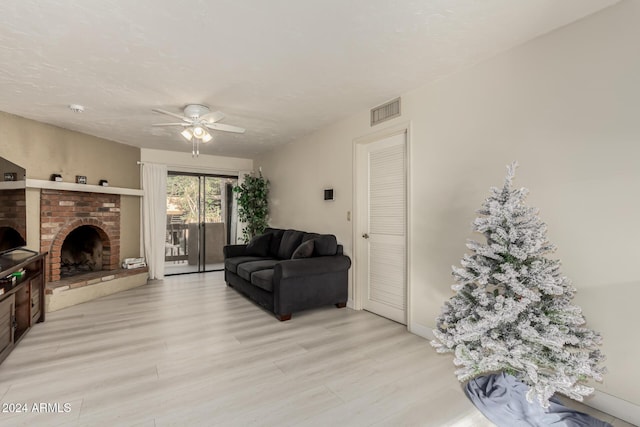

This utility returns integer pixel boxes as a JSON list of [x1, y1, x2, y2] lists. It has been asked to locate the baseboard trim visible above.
[[585, 390, 640, 426], [408, 322, 435, 341], [347, 299, 355, 309]]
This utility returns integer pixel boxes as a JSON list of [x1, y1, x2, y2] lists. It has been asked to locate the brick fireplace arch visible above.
[[0, 188, 27, 245], [40, 189, 121, 282], [45, 219, 119, 282], [0, 221, 26, 242], [0, 223, 26, 251]]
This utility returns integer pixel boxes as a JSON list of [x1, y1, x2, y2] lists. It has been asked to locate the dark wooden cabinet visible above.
[[31, 275, 42, 325], [0, 251, 46, 365], [0, 294, 15, 363]]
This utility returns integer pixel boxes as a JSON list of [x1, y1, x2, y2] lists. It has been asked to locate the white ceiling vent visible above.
[[371, 97, 401, 126]]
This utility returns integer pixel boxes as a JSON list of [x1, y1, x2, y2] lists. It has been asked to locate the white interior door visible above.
[[357, 132, 407, 324]]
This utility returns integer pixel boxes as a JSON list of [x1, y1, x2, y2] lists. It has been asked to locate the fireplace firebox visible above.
[[60, 225, 105, 278]]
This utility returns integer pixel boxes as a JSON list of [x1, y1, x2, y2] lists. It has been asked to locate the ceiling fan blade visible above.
[[204, 122, 246, 134], [200, 111, 225, 123], [152, 108, 193, 123], [151, 123, 190, 127]]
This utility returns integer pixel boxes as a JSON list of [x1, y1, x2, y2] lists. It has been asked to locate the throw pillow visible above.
[[245, 233, 272, 257], [313, 234, 338, 256], [291, 239, 314, 259]]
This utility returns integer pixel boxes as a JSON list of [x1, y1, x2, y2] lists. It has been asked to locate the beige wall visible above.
[[0, 111, 141, 259], [256, 0, 640, 410]]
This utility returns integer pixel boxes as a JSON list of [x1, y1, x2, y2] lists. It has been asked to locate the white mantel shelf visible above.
[[0, 181, 26, 190], [0, 179, 143, 196]]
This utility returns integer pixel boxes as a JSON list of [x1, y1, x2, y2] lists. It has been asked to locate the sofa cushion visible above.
[[265, 228, 285, 258], [225, 256, 271, 274], [245, 233, 272, 257], [277, 230, 304, 259], [292, 239, 314, 259], [251, 269, 274, 292], [237, 259, 281, 281], [312, 234, 338, 256]]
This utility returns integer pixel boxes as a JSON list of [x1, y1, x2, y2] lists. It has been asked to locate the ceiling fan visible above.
[[152, 104, 245, 156]]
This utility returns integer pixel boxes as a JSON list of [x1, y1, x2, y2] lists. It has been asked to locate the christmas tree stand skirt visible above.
[[464, 372, 611, 427]]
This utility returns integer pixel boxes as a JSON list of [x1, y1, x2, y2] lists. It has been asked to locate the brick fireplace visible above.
[[40, 189, 120, 282]]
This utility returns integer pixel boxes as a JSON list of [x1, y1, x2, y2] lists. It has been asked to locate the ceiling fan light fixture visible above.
[[181, 128, 193, 141], [192, 125, 206, 138], [152, 105, 245, 157]]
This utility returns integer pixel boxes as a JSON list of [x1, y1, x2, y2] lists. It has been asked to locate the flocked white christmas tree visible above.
[[431, 162, 605, 408]]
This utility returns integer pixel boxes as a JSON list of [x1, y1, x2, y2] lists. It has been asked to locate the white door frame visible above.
[[352, 121, 412, 328]]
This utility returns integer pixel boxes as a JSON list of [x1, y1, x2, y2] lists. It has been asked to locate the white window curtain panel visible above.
[[142, 162, 167, 280]]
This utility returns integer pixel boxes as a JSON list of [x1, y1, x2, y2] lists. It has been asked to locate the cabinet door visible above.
[[14, 283, 30, 340], [0, 294, 15, 363], [30, 274, 43, 325]]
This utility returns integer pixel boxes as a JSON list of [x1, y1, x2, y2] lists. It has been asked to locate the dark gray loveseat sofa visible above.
[[223, 227, 351, 320]]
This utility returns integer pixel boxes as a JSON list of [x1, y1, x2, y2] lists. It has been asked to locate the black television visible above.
[[0, 156, 27, 255]]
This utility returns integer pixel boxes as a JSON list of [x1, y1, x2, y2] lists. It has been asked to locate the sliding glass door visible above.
[[164, 172, 238, 275]]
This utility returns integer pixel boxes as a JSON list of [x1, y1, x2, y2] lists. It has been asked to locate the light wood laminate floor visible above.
[[0, 273, 631, 426]]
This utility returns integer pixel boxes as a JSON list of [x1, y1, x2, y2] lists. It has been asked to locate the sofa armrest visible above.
[[275, 255, 351, 279], [223, 244, 247, 259], [272, 255, 350, 316]]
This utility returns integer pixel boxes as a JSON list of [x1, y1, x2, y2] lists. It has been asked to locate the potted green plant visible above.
[[233, 171, 269, 243]]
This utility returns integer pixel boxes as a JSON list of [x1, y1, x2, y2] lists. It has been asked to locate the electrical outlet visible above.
[[347, 211, 351, 221]]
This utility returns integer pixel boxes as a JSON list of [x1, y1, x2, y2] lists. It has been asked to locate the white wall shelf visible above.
[[0, 179, 143, 196]]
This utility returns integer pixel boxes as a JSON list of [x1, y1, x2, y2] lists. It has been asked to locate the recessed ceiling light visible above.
[[68, 104, 85, 113]]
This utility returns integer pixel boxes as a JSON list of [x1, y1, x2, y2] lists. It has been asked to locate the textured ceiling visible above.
[[0, 0, 618, 158]]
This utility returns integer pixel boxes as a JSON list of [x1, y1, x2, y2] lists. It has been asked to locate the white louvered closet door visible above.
[[363, 132, 406, 324]]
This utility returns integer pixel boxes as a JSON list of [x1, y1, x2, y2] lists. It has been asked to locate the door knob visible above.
[[362, 233, 369, 239]]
